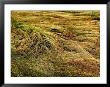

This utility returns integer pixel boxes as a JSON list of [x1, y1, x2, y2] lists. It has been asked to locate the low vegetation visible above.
[[11, 10, 100, 77]]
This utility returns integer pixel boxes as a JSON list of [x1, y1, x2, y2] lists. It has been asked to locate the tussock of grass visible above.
[[11, 10, 100, 77]]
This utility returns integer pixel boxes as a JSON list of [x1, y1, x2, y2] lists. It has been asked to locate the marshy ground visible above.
[[11, 11, 100, 77]]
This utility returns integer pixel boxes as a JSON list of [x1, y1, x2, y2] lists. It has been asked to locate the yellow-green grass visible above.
[[11, 10, 100, 77]]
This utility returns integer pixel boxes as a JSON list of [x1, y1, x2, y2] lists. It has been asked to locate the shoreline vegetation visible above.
[[11, 11, 100, 77]]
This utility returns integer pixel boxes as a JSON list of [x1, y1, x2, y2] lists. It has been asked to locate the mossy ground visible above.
[[11, 11, 100, 77]]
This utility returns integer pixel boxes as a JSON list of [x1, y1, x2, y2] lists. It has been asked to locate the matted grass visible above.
[[11, 11, 100, 77]]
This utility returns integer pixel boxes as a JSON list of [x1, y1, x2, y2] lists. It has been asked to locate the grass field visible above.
[[11, 10, 100, 77]]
